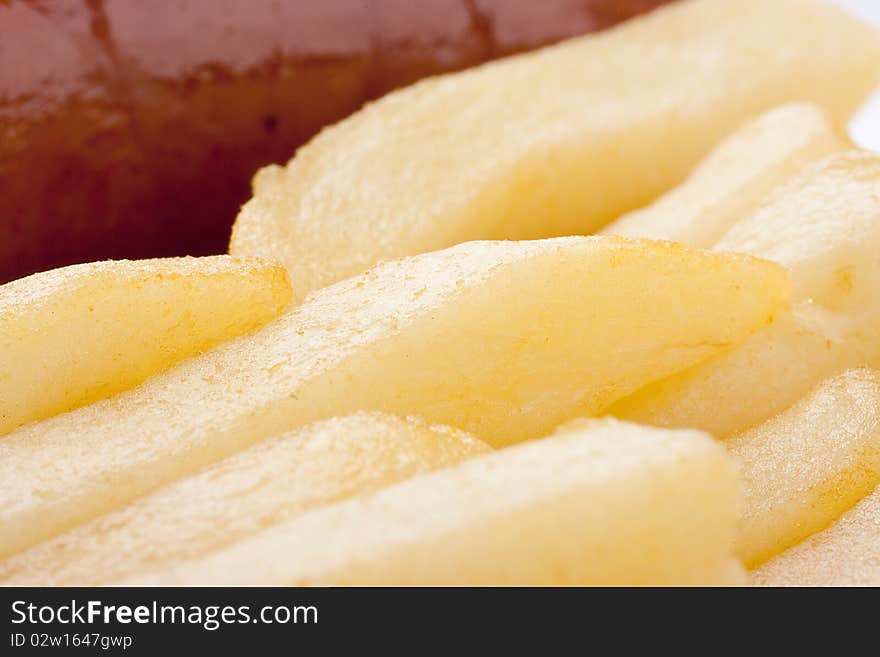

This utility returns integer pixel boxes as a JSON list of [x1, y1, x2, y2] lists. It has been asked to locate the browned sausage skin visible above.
[[0, 0, 672, 283]]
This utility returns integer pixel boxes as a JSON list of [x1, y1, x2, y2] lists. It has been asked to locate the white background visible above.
[[826, 0, 880, 149]]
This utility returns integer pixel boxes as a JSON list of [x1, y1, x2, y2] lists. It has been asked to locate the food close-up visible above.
[[2, 0, 880, 589]]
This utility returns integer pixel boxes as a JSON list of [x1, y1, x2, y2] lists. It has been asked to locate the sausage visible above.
[[0, 0, 672, 282]]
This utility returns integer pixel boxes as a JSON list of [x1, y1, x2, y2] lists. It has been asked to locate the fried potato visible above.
[[715, 154, 880, 306], [753, 485, 880, 586], [611, 152, 880, 437], [0, 237, 787, 557], [601, 103, 847, 247], [0, 413, 488, 585], [0, 256, 291, 436], [128, 418, 742, 586], [729, 369, 880, 566], [231, 0, 880, 301]]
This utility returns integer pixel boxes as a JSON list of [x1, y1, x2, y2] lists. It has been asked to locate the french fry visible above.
[[753, 485, 880, 586], [0, 413, 488, 585], [0, 256, 291, 436], [611, 152, 880, 437], [728, 369, 880, 566], [602, 103, 846, 247], [0, 236, 787, 557], [231, 0, 880, 301], [128, 419, 742, 586]]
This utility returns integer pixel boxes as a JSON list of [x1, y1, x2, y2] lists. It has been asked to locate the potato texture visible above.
[[231, 0, 880, 301], [601, 103, 847, 247], [0, 0, 672, 284], [611, 152, 880, 437], [729, 369, 880, 566], [753, 485, 880, 586], [0, 413, 488, 585], [0, 256, 291, 436], [0, 236, 787, 557], [130, 419, 742, 586]]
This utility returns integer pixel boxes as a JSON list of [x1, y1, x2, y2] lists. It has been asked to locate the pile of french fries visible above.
[[2, 0, 880, 586]]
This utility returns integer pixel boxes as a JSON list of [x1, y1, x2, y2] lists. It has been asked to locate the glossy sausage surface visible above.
[[0, 0, 671, 282]]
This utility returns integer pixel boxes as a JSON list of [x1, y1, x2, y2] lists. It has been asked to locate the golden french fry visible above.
[[0, 413, 488, 585], [0, 256, 291, 436], [0, 236, 788, 557], [611, 152, 880, 437], [715, 156, 880, 306], [729, 369, 880, 566], [753, 485, 880, 586], [231, 0, 880, 301], [129, 419, 742, 586], [602, 103, 847, 247]]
